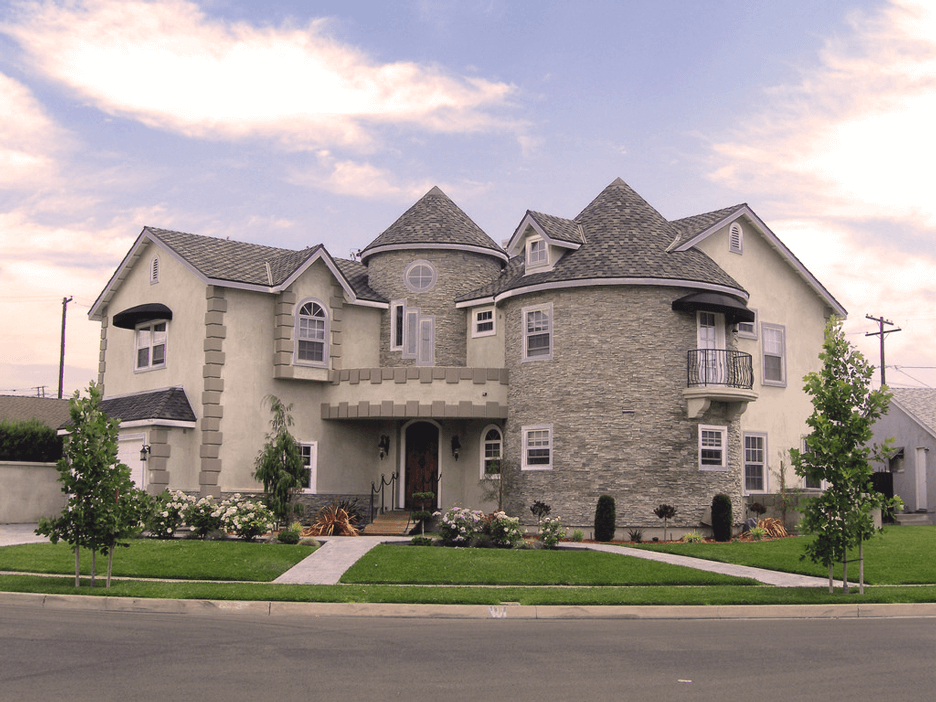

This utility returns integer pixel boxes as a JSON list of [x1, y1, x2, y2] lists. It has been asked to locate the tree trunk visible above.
[[107, 545, 114, 589], [842, 552, 849, 594], [74, 547, 80, 588], [828, 562, 833, 594], [859, 542, 865, 595], [90, 550, 96, 588]]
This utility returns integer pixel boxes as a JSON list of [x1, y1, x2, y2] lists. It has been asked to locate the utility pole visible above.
[[58, 296, 73, 399], [865, 314, 901, 387]]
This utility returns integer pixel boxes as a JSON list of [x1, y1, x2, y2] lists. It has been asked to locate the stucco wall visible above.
[[0, 462, 66, 523], [870, 403, 936, 514]]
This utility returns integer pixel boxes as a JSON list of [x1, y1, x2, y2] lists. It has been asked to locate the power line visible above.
[[865, 314, 901, 387]]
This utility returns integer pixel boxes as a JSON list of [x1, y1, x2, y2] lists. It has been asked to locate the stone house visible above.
[[88, 177, 844, 532]]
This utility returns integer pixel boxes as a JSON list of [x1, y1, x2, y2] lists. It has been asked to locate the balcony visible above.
[[683, 349, 757, 419]]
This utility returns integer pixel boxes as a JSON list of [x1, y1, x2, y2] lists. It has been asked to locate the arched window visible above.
[[480, 425, 503, 479], [296, 300, 328, 366]]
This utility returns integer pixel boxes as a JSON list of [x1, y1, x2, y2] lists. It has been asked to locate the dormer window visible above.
[[527, 238, 547, 268]]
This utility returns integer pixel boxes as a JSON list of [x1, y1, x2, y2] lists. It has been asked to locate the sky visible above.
[[1, 0, 934, 398]]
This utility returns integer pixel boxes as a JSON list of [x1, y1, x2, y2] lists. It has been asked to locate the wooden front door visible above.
[[405, 422, 438, 509]]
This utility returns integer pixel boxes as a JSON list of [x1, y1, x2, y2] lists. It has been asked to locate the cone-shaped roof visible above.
[[360, 186, 506, 262]]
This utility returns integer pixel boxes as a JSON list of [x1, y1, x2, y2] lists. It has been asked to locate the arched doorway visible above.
[[404, 421, 439, 509]]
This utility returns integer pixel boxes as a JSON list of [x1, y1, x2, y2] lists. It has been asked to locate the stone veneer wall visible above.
[[365, 249, 504, 367], [501, 285, 743, 529], [199, 285, 226, 497]]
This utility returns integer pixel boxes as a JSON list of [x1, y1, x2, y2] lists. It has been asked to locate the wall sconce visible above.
[[140, 444, 151, 462], [451, 436, 461, 461], [378, 435, 390, 460]]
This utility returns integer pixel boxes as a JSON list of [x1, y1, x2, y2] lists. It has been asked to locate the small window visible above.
[[390, 300, 405, 351], [762, 323, 786, 386], [481, 426, 502, 479], [149, 256, 160, 284], [522, 424, 552, 470], [296, 300, 328, 366], [404, 260, 437, 292], [729, 222, 743, 254], [300, 442, 317, 493], [744, 433, 767, 492], [403, 308, 419, 358], [523, 303, 552, 361], [135, 320, 167, 371], [527, 238, 547, 268], [473, 308, 495, 337], [699, 425, 727, 471], [737, 309, 757, 339]]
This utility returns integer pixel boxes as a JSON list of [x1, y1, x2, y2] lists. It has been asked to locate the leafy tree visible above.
[[791, 317, 893, 594], [253, 395, 304, 524], [653, 503, 677, 541], [36, 382, 146, 588]]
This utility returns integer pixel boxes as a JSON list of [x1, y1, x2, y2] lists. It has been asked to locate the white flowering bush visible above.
[[539, 516, 566, 549], [147, 490, 194, 539], [184, 496, 223, 538], [436, 506, 485, 546], [487, 511, 525, 548], [218, 494, 275, 541]]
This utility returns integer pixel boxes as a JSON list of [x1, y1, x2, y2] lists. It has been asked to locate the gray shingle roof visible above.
[[0, 396, 71, 428], [527, 211, 585, 246], [361, 186, 505, 259], [669, 205, 746, 247], [459, 178, 745, 301], [99, 387, 197, 425], [891, 388, 936, 434]]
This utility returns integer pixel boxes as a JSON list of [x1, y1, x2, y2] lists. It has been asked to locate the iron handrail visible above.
[[686, 349, 754, 389]]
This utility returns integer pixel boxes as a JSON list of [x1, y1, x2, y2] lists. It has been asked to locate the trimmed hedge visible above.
[[594, 495, 616, 542], [0, 419, 63, 463], [712, 493, 733, 542]]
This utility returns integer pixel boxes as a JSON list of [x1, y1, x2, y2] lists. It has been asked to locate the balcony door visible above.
[[697, 311, 726, 385]]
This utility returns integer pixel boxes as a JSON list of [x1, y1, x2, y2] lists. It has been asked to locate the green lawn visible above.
[[635, 526, 936, 585]]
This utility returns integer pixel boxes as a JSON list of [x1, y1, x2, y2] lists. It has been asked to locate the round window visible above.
[[404, 260, 437, 292]]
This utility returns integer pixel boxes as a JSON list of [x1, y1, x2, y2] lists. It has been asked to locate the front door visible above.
[[405, 422, 438, 509], [697, 311, 725, 384]]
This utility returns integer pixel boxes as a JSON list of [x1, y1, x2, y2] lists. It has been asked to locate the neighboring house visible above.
[[87, 178, 844, 530], [0, 396, 70, 428], [869, 388, 936, 524]]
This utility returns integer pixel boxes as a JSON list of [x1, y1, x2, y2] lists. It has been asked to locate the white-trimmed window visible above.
[[762, 323, 786, 386], [737, 309, 757, 339], [481, 426, 503, 479], [390, 300, 405, 351], [299, 441, 317, 493], [523, 303, 553, 361], [729, 222, 743, 254], [744, 433, 767, 492], [296, 300, 328, 367], [135, 320, 167, 371], [801, 437, 823, 490], [699, 425, 727, 471], [149, 256, 160, 284], [403, 308, 420, 359], [473, 308, 495, 337], [526, 238, 548, 268], [404, 260, 437, 293], [522, 424, 552, 470]]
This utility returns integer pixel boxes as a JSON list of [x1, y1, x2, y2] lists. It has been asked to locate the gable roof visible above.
[[360, 186, 507, 262], [669, 204, 847, 316], [90, 228, 387, 321], [459, 178, 746, 305], [890, 388, 936, 440], [0, 395, 71, 428]]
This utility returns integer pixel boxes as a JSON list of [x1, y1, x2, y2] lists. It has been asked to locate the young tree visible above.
[[791, 317, 892, 594], [253, 395, 304, 524], [36, 381, 144, 588]]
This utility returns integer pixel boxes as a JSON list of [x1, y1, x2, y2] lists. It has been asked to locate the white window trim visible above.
[[134, 320, 168, 372], [699, 424, 728, 471], [403, 259, 437, 293], [390, 300, 405, 351], [737, 308, 758, 339], [761, 322, 787, 387], [472, 307, 496, 338], [403, 308, 420, 359], [729, 222, 744, 254], [294, 298, 329, 368], [743, 432, 768, 494], [416, 315, 435, 367], [526, 237, 548, 269], [522, 302, 553, 362], [299, 441, 318, 494], [480, 424, 503, 480], [522, 424, 553, 470]]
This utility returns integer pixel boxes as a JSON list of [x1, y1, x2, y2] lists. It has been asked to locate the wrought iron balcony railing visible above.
[[687, 349, 754, 389]]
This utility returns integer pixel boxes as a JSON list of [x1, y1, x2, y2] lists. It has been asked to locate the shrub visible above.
[[218, 495, 275, 542], [712, 493, 733, 542], [0, 418, 64, 462], [627, 528, 643, 543], [571, 529, 584, 542], [594, 495, 616, 542], [277, 522, 301, 544], [487, 511, 524, 548], [147, 490, 192, 539], [436, 507, 485, 546], [682, 531, 705, 543], [306, 502, 360, 536], [750, 524, 767, 541], [184, 496, 223, 539], [540, 517, 566, 549], [410, 535, 434, 547]]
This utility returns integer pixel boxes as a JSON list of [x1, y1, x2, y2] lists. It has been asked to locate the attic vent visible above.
[[729, 223, 743, 254], [150, 256, 159, 284]]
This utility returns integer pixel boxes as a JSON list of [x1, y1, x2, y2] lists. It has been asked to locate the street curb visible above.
[[3, 591, 936, 620]]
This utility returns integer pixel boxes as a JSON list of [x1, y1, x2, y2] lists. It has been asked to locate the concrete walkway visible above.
[[0, 524, 834, 588]]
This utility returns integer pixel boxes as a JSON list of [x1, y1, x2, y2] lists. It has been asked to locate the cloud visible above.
[[0, 72, 67, 188], [3, 0, 518, 151], [287, 151, 433, 200]]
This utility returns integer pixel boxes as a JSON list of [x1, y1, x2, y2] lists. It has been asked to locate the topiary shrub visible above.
[[594, 495, 616, 542], [711, 493, 734, 542]]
